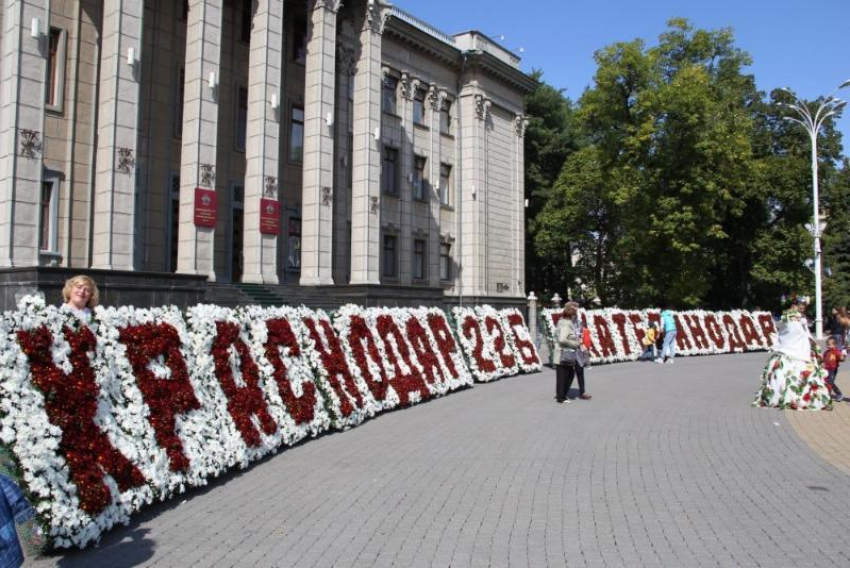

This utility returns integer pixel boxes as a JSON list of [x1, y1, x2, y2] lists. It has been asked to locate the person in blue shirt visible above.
[[656, 304, 678, 365], [0, 474, 36, 568]]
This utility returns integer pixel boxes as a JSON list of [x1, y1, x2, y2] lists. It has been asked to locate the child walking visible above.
[[823, 336, 846, 402]]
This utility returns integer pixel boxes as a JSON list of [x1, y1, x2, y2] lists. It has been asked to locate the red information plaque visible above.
[[259, 198, 281, 235], [194, 188, 217, 228]]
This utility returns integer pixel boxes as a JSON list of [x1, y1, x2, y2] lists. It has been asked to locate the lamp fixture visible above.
[[127, 47, 137, 66], [325, 112, 334, 127], [270, 93, 279, 110], [31, 18, 42, 39], [208, 70, 218, 90], [373, 127, 381, 141]]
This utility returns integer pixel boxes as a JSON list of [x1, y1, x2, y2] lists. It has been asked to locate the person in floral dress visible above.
[[753, 299, 832, 410]]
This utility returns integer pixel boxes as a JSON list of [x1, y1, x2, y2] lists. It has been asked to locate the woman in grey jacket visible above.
[[553, 302, 591, 403]]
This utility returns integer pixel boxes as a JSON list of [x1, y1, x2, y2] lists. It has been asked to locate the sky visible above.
[[392, 0, 850, 151]]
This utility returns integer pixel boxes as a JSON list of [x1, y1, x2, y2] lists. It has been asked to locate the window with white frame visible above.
[[382, 234, 398, 278], [382, 147, 399, 196], [413, 239, 427, 280], [413, 88, 426, 125], [440, 99, 452, 134], [39, 179, 59, 252], [45, 28, 66, 112], [439, 163, 452, 205], [382, 76, 398, 115], [440, 242, 452, 281], [413, 156, 427, 201], [290, 105, 304, 163]]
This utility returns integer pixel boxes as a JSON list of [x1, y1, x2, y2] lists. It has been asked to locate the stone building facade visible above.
[[0, 0, 534, 309]]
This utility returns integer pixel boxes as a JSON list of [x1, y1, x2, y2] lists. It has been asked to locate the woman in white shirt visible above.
[[60, 275, 99, 324]]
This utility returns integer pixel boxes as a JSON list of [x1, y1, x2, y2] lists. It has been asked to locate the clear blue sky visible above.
[[393, 0, 850, 153]]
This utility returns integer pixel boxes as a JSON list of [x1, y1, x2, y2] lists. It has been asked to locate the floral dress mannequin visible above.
[[753, 307, 832, 410]]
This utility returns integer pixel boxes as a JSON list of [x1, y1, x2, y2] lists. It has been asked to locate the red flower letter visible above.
[[118, 322, 200, 473], [485, 316, 516, 369], [211, 321, 278, 447], [303, 316, 363, 417], [18, 326, 146, 515], [265, 318, 317, 425], [427, 313, 461, 379], [376, 315, 430, 406]]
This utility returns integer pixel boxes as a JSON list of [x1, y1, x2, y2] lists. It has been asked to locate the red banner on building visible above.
[[259, 198, 280, 235], [193, 188, 217, 228]]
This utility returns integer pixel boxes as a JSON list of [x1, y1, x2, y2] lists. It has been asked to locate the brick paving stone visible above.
[[28, 352, 850, 567]]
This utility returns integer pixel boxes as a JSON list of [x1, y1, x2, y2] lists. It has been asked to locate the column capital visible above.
[[429, 84, 448, 110], [338, 44, 357, 76], [313, 0, 343, 14], [364, 0, 390, 34]]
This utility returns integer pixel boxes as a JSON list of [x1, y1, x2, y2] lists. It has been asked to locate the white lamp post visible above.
[[780, 80, 850, 340]]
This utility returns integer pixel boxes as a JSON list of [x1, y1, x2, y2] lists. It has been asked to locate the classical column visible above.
[[177, 0, 223, 280], [348, 0, 385, 285], [459, 91, 490, 297], [332, 39, 356, 284], [0, 0, 49, 268], [91, 0, 144, 270], [397, 72, 415, 286], [427, 84, 447, 287], [242, 0, 284, 284], [300, 0, 340, 286], [514, 113, 528, 297]]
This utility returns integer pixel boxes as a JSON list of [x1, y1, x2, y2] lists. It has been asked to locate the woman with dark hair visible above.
[[552, 302, 591, 403]]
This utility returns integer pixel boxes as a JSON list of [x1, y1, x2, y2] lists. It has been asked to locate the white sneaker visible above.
[[665, 359, 675, 365], [654, 358, 664, 364]]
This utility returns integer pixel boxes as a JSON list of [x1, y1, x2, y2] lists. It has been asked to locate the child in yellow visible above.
[[640, 322, 658, 361]]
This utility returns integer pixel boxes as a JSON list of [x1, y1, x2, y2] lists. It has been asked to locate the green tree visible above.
[[523, 70, 580, 298]]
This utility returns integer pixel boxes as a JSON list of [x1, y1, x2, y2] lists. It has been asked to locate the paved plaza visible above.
[[35, 352, 850, 567]]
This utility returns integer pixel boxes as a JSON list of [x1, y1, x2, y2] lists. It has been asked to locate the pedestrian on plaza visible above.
[[640, 322, 658, 361], [61, 275, 99, 324], [655, 304, 678, 364], [833, 306, 850, 349], [553, 302, 591, 403], [0, 474, 36, 568], [753, 298, 832, 410], [823, 336, 846, 402]]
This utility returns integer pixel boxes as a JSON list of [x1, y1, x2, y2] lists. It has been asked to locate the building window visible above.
[[382, 234, 397, 278], [168, 174, 180, 272], [39, 180, 58, 251], [288, 217, 302, 270], [440, 99, 452, 134], [45, 28, 65, 111], [174, 67, 185, 138], [382, 147, 399, 196], [440, 242, 452, 281], [413, 239, 426, 280], [439, 163, 452, 205], [413, 156, 427, 201], [240, 0, 252, 43], [236, 86, 248, 151], [382, 76, 398, 115], [413, 88, 426, 125], [293, 22, 307, 65], [290, 106, 304, 163]]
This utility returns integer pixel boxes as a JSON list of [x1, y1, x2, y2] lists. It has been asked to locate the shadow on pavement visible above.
[[54, 527, 154, 567]]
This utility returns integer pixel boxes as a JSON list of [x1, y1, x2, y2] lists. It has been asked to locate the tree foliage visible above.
[[528, 18, 848, 311]]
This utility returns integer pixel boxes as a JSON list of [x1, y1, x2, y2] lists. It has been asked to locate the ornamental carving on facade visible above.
[[117, 147, 135, 173], [370, 196, 379, 214], [264, 176, 278, 199], [314, 0, 343, 14], [365, 0, 389, 34], [514, 114, 529, 137], [406, 76, 421, 101], [19, 129, 42, 159], [337, 44, 356, 77], [427, 85, 439, 110], [200, 164, 216, 188], [322, 186, 332, 206], [474, 95, 491, 120]]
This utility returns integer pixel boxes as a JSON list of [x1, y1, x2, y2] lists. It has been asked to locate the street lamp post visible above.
[[781, 80, 850, 340]]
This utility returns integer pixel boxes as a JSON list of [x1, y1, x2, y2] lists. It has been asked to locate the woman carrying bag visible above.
[[553, 302, 591, 403]]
